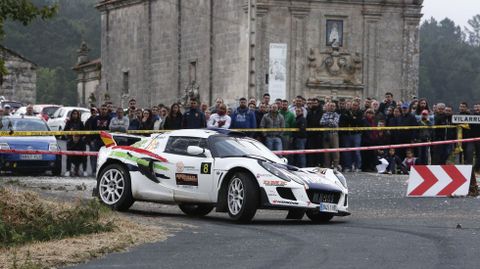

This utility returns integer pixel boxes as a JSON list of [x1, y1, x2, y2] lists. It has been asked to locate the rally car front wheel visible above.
[[97, 164, 134, 211], [226, 172, 259, 223]]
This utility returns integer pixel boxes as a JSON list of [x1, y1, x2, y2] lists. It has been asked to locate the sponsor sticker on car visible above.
[[263, 180, 287, 187], [176, 173, 198, 186]]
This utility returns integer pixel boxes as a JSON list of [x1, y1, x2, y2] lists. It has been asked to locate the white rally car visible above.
[[95, 129, 349, 223]]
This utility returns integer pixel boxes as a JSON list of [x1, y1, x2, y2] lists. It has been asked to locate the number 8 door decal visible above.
[[201, 162, 212, 174]]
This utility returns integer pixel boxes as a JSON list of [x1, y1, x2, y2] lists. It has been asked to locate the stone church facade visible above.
[[97, 0, 423, 107]]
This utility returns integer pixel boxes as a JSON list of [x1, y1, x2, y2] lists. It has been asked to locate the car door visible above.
[[161, 136, 215, 203]]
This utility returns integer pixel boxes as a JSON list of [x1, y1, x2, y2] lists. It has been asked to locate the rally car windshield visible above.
[[210, 136, 283, 163]]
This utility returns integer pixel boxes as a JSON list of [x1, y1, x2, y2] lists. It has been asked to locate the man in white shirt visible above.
[[207, 104, 231, 129]]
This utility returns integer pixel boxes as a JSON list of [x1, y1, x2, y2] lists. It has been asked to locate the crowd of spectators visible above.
[[62, 92, 480, 176]]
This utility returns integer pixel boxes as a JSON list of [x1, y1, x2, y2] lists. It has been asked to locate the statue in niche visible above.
[[326, 20, 343, 47]]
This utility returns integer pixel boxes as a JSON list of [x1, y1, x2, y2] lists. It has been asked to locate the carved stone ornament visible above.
[[307, 45, 363, 87], [181, 81, 201, 107]]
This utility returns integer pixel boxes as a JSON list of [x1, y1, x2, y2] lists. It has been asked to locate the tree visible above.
[[0, 0, 57, 74], [465, 14, 480, 47]]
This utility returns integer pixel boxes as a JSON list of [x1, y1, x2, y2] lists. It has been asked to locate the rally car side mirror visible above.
[[187, 146, 204, 156]]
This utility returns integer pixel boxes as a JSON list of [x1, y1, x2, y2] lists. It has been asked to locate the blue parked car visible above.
[[0, 116, 61, 175]]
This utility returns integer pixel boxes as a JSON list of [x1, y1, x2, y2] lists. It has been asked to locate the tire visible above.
[[97, 164, 134, 211], [226, 172, 259, 223], [306, 210, 334, 223], [179, 204, 214, 217]]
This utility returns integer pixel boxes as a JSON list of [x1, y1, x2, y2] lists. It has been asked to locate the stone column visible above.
[[402, 12, 422, 100], [362, 11, 382, 99], [255, 6, 268, 100], [290, 7, 309, 100]]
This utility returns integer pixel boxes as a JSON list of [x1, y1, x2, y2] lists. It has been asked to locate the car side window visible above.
[[165, 137, 208, 156]]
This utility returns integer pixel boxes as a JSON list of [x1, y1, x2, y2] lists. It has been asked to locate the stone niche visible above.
[[306, 45, 364, 99]]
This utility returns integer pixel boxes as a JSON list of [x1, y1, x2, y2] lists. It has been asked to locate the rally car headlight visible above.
[[260, 161, 291, 182], [333, 170, 348, 189], [0, 143, 10, 150], [49, 143, 60, 151]]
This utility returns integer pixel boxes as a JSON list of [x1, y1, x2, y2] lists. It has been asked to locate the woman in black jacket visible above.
[[163, 103, 183, 130]]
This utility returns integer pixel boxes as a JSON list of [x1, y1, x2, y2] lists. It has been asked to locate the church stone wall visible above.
[[0, 48, 36, 104]]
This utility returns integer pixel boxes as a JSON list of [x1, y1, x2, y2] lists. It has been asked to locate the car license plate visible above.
[[320, 203, 338, 213], [20, 154, 42, 160]]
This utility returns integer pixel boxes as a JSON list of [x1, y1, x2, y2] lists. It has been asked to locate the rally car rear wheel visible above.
[[306, 210, 334, 223], [227, 172, 258, 223], [97, 164, 134, 211], [179, 204, 214, 217]]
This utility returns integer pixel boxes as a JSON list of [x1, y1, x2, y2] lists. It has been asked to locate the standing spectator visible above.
[[151, 106, 161, 122], [372, 100, 385, 123], [363, 97, 373, 113], [398, 103, 418, 160], [260, 104, 285, 151], [306, 98, 323, 167], [472, 103, 480, 172], [362, 109, 378, 172], [254, 103, 268, 142], [432, 103, 451, 165], [140, 109, 155, 130], [261, 93, 271, 106], [211, 98, 224, 114], [207, 104, 231, 129], [182, 98, 206, 129], [25, 104, 35, 116], [248, 103, 256, 111], [231, 97, 256, 130], [109, 107, 129, 132], [342, 101, 364, 172], [200, 103, 209, 114], [163, 103, 183, 130], [84, 107, 97, 172], [292, 107, 307, 167], [3, 105, 12, 116], [65, 135, 88, 177], [125, 98, 136, 115], [64, 109, 84, 133], [458, 102, 474, 164], [106, 102, 116, 118], [90, 105, 111, 173], [379, 92, 397, 115], [279, 100, 296, 154], [128, 108, 143, 130], [289, 96, 307, 117], [416, 109, 432, 165], [320, 102, 340, 170], [415, 98, 432, 121]]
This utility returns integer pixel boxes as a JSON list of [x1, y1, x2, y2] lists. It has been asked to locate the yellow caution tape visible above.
[[0, 125, 458, 136]]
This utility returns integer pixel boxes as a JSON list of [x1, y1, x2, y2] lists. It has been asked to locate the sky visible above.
[[422, 0, 480, 28]]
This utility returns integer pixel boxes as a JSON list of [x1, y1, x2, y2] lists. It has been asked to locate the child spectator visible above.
[[385, 148, 405, 174], [402, 149, 418, 173]]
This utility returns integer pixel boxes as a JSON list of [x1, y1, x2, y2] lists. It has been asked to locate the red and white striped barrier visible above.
[[273, 137, 480, 155], [0, 137, 479, 157], [407, 165, 472, 197]]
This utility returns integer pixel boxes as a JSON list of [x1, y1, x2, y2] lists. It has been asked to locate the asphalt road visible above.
[[3, 173, 479, 269]]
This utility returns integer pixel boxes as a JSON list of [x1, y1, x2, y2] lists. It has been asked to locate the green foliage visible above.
[[419, 17, 480, 107], [0, 0, 57, 38], [0, 188, 115, 247], [3, 0, 100, 105]]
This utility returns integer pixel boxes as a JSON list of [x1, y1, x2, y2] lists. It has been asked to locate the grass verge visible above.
[[0, 187, 171, 269]]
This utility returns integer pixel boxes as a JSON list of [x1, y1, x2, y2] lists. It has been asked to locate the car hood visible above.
[[270, 163, 345, 192], [0, 136, 57, 150]]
